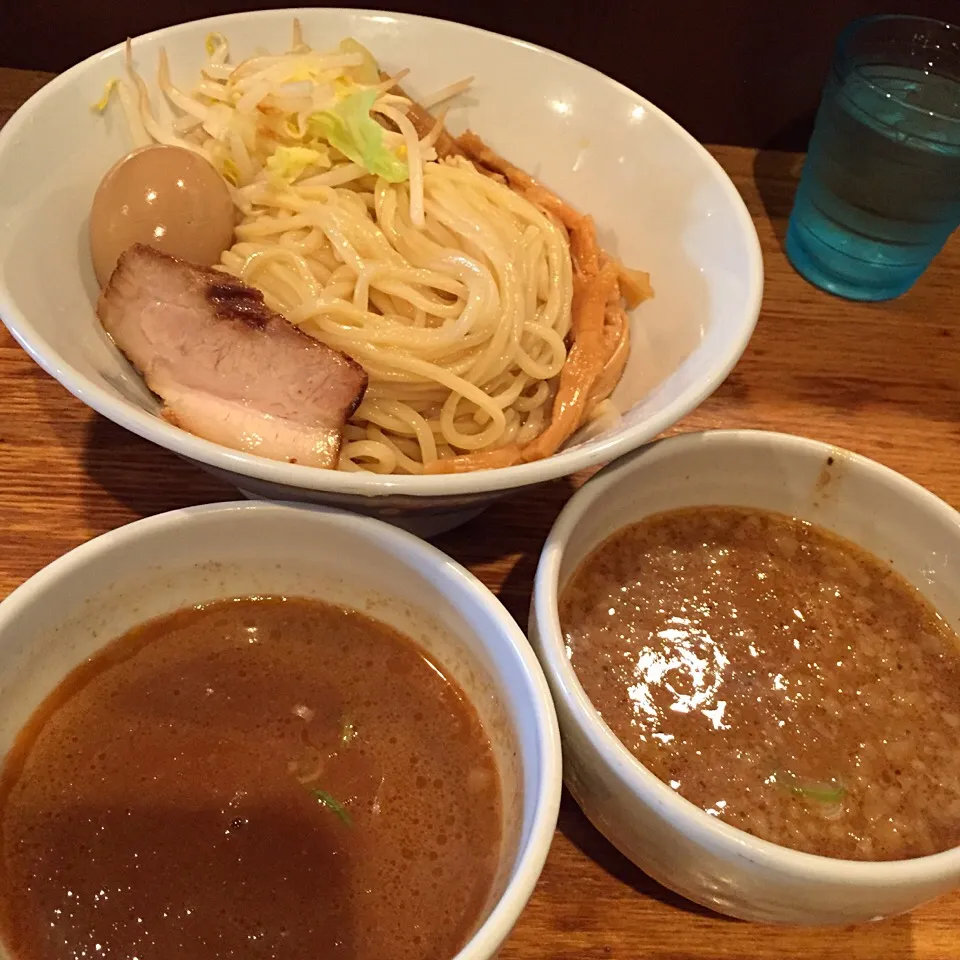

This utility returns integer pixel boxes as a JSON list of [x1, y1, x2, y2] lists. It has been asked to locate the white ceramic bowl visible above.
[[529, 429, 960, 924], [0, 500, 562, 958], [0, 9, 762, 535]]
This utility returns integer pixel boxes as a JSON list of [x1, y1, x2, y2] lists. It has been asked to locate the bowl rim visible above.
[[0, 6, 763, 499], [0, 499, 563, 958], [532, 428, 960, 881]]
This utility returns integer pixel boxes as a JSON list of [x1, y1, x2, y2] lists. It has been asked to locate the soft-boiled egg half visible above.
[[90, 144, 235, 287]]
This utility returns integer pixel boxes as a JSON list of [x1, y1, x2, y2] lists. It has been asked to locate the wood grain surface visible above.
[[1, 68, 959, 959]]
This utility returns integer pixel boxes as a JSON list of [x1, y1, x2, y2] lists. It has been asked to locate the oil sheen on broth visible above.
[[0, 598, 501, 960], [560, 506, 960, 861]]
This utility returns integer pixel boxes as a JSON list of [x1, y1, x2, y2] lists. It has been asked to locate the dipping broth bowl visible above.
[[529, 429, 960, 924], [0, 501, 562, 958]]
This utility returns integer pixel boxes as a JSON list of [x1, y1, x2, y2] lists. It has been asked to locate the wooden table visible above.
[[1, 66, 958, 959]]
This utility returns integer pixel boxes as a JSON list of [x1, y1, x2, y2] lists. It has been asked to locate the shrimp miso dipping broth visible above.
[[560, 505, 960, 861], [0, 597, 503, 960]]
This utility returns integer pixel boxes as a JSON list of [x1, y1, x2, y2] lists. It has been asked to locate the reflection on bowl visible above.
[[530, 429, 960, 924], [0, 8, 761, 534], [0, 501, 561, 957]]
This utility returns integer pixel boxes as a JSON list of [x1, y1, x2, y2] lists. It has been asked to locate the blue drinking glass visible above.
[[786, 15, 960, 301]]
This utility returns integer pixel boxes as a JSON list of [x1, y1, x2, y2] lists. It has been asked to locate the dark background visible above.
[[1, 0, 957, 147]]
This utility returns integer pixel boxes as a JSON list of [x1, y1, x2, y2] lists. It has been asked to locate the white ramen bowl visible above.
[[529, 429, 960, 924], [0, 500, 562, 958], [0, 8, 762, 536]]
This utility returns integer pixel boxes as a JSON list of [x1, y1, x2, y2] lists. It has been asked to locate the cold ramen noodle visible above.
[[0, 598, 501, 960], [91, 21, 652, 475], [560, 506, 960, 861]]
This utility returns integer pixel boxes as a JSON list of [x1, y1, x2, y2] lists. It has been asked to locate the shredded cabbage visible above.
[[338, 37, 381, 85], [265, 144, 332, 183], [221, 157, 241, 186], [307, 90, 408, 183], [205, 33, 228, 61], [91, 79, 118, 113]]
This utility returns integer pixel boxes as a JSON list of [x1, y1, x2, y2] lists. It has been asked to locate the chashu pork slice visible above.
[[97, 244, 367, 469]]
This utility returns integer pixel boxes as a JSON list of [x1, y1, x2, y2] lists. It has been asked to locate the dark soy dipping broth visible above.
[[0, 598, 501, 960], [561, 506, 960, 861]]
